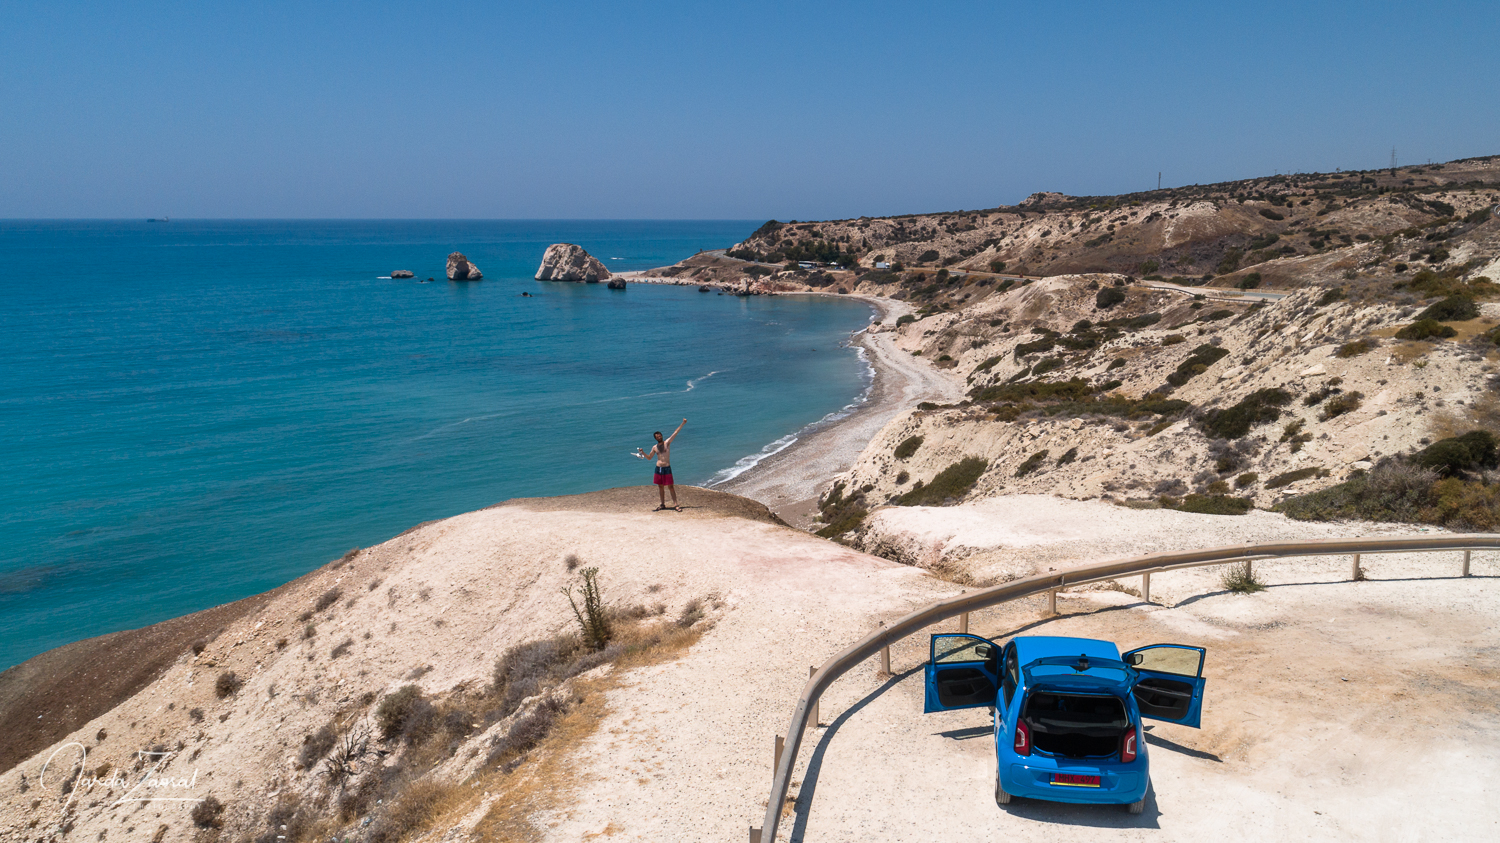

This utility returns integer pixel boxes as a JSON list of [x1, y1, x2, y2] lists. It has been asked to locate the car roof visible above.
[[1013, 635, 1122, 662]]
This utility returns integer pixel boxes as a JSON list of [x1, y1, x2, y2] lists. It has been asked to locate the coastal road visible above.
[[1139, 279, 1288, 302]]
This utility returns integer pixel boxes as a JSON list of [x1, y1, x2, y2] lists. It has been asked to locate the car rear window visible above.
[[1024, 692, 1127, 729]]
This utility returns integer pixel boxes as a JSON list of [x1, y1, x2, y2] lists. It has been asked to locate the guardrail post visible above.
[[1142, 572, 1151, 604], [750, 828, 761, 843], [808, 667, 819, 727], [1048, 589, 1057, 615], [880, 645, 891, 675], [1463, 550, 1471, 577], [1351, 553, 1362, 581], [959, 611, 969, 634], [774, 734, 784, 771]]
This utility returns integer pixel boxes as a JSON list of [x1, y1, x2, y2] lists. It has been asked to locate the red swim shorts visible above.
[[653, 465, 674, 485]]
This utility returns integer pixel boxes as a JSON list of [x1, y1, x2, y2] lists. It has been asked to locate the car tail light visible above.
[[1014, 720, 1031, 756], [1121, 726, 1138, 763]]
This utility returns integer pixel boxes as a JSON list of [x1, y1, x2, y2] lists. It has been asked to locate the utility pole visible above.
[[1158, 172, 1162, 190], [1391, 147, 1397, 169]]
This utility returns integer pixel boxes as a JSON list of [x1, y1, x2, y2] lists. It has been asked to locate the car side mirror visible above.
[[1126, 652, 1144, 666], [975, 645, 993, 659]]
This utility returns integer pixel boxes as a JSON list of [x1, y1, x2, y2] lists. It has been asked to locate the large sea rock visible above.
[[535, 243, 611, 283], [446, 252, 482, 280]]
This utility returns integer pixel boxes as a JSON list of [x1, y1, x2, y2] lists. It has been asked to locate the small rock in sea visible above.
[[699, 285, 711, 292], [391, 270, 414, 278], [607, 278, 626, 290], [446, 252, 482, 280], [535, 243, 611, 283]]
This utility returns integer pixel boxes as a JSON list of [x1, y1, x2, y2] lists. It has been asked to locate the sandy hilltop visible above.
[[4, 157, 1500, 843]]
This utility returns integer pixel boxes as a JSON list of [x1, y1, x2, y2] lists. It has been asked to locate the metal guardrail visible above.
[[752, 534, 1500, 842]]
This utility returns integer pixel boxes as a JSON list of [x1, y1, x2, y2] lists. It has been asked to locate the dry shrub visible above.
[[1220, 562, 1266, 593], [1423, 478, 1500, 530], [365, 779, 460, 843], [486, 695, 570, 770], [297, 723, 338, 770], [376, 685, 436, 744], [215, 671, 242, 699], [190, 795, 224, 829], [314, 588, 342, 613]]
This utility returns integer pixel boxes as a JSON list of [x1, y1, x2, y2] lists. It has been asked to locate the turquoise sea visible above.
[[0, 220, 876, 670]]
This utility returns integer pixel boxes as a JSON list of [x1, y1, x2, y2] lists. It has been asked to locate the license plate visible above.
[[1051, 773, 1101, 787]]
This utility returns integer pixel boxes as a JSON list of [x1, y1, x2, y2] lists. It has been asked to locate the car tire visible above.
[[995, 772, 1012, 805], [1127, 792, 1146, 814]]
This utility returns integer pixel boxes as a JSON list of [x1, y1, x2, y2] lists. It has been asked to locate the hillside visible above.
[[633, 156, 1500, 553]]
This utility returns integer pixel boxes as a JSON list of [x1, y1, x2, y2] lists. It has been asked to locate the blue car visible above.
[[923, 634, 1206, 813]]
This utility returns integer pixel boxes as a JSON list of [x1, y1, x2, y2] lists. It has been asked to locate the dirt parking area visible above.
[[788, 562, 1500, 841]]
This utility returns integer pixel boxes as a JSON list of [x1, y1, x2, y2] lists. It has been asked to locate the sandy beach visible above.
[[714, 294, 967, 526]]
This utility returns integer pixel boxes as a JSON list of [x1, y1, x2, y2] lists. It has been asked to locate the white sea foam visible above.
[[707, 339, 875, 487]]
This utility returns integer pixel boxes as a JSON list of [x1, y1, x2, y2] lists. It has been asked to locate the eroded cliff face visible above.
[[817, 271, 1500, 557], [535, 243, 610, 283]]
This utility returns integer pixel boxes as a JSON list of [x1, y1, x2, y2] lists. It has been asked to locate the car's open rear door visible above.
[[1124, 644, 1206, 728], [924, 634, 1001, 713]]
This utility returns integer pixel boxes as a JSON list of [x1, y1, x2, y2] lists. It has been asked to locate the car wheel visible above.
[[995, 772, 1012, 805], [1127, 792, 1146, 814]]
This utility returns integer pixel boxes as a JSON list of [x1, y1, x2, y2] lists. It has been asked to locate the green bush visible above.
[[1098, 313, 1162, 330], [917, 250, 940, 263], [192, 796, 225, 829], [1277, 460, 1436, 524], [1165, 344, 1230, 387], [1162, 334, 1186, 346], [973, 378, 1094, 404], [1107, 357, 1126, 370], [989, 260, 1007, 273], [1335, 338, 1375, 358], [1095, 287, 1126, 309], [1176, 494, 1253, 515], [975, 355, 1003, 373], [1394, 319, 1456, 341], [1412, 431, 1500, 477], [563, 567, 612, 650], [894, 435, 925, 460], [1199, 387, 1293, 439], [1014, 451, 1049, 478], [1416, 295, 1479, 322], [1266, 467, 1323, 489], [900, 457, 988, 505], [1056, 447, 1078, 466], [1319, 391, 1363, 420], [1014, 337, 1056, 356], [1032, 357, 1064, 376], [1237, 272, 1262, 290], [1216, 249, 1243, 275], [1220, 561, 1266, 592], [1200, 309, 1234, 321], [1259, 209, 1285, 221], [1235, 472, 1258, 488]]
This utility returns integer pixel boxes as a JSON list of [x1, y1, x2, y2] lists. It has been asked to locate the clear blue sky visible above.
[[2, 1, 1496, 219]]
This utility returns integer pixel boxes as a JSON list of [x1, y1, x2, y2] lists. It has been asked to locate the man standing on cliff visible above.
[[635, 418, 686, 511]]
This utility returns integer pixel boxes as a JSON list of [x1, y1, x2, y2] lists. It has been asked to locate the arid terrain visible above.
[[4, 156, 1500, 843]]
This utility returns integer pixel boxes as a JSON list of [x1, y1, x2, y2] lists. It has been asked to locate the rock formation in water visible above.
[[391, 270, 414, 278], [535, 243, 611, 283], [446, 253, 482, 280], [607, 278, 626, 289]]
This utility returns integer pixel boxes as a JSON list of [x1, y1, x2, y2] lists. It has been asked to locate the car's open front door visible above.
[[1124, 644, 1206, 728], [923, 634, 1001, 713]]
